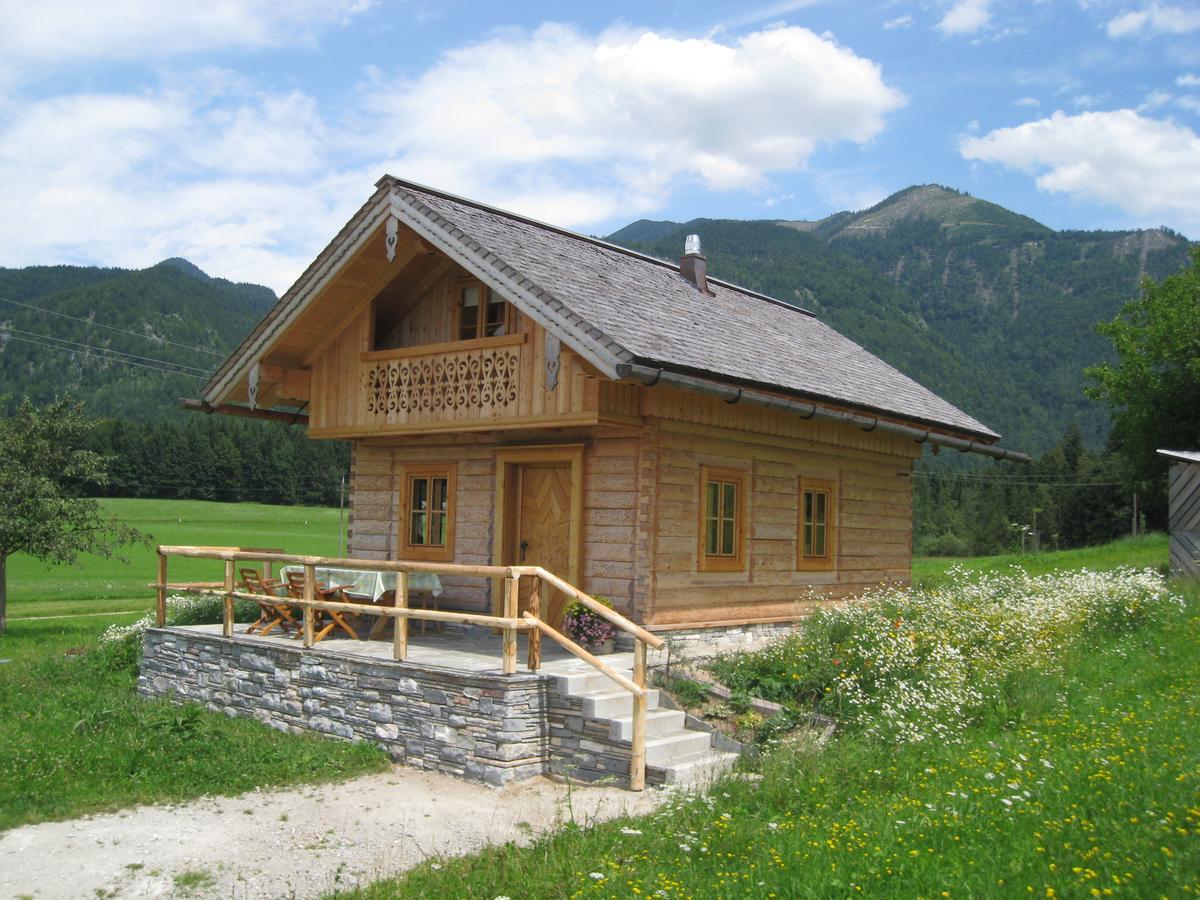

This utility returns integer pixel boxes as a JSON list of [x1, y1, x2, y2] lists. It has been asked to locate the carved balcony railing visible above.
[[362, 335, 523, 422]]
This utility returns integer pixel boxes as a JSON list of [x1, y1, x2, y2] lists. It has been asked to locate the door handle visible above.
[[519, 539, 529, 562]]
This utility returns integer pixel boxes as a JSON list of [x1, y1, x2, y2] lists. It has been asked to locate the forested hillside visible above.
[[0, 260, 346, 505], [610, 185, 1194, 453], [0, 260, 272, 421]]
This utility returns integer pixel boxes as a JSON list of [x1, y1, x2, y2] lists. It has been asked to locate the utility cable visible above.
[[2, 334, 207, 380], [3, 327, 212, 376], [0, 294, 226, 357]]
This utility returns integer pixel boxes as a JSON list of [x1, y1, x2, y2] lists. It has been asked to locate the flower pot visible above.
[[585, 639, 614, 655]]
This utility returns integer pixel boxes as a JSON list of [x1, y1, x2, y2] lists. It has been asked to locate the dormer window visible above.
[[457, 281, 513, 341]]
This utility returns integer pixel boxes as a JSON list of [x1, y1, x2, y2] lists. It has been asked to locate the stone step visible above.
[[651, 749, 741, 786], [551, 668, 635, 695], [644, 730, 714, 767], [607, 707, 687, 741], [583, 688, 660, 719]]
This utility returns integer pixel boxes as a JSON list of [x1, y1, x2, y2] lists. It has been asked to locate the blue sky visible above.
[[1, 0, 1198, 292]]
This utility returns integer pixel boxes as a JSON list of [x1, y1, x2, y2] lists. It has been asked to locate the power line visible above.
[[914, 472, 1121, 488], [5, 326, 212, 375], [2, 333, 207, 380], [0, 294, 226, 357], [912, 472, 1118, 487]]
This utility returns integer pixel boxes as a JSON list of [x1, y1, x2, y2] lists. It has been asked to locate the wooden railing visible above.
[[151, 546, 665, 791], [362, 335, 524, 422]]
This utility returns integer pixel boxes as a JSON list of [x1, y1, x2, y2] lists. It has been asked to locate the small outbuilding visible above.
[[1158, 449, 1200, 578]]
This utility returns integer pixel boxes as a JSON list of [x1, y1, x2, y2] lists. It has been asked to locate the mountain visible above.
[[0, 260, 276, 421], [607, 186, 1194, 453]]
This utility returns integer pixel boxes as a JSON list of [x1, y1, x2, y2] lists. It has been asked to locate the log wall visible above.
[[346, 433, 643, 614]]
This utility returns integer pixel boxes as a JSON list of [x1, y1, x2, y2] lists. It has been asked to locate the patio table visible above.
[[278, 566, 444, 637]]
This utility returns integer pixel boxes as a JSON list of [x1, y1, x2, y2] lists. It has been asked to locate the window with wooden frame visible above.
[[797, 477, 836, 571], [455, 280, 514, 341], [400, 465, 456, 562], [698, 466, 746, 572]]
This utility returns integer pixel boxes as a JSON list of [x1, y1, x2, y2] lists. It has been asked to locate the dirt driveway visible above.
[[0, 766, 671, 898]]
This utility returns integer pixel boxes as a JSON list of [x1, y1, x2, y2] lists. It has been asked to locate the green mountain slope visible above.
[[608, 186, 1194, 452], [0, 261, 275, 421]]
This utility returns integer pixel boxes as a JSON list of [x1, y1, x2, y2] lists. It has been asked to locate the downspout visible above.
[[615, 363, 1031, 463]]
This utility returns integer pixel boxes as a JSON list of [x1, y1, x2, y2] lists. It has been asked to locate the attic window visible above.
[[457, 281, 513, 340]]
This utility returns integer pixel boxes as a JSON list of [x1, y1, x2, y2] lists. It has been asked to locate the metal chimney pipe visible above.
[[679, 234, 710, 295]]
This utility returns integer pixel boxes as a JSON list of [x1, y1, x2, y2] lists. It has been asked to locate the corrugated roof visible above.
[[1158, 449, 1200, 464], [399, 179, 998, 440]]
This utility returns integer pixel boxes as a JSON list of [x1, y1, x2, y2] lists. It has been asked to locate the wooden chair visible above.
[[241, 568, 301, 637], [283, 570, 359, 642]]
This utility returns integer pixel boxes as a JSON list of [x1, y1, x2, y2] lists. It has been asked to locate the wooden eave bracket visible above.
[[248, 361, 311, 410]]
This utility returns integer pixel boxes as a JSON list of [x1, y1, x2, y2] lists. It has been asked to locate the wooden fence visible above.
[[151, 545, 664, 790]]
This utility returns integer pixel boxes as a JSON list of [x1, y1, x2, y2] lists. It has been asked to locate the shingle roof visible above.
[[397, 179, 999, 440]]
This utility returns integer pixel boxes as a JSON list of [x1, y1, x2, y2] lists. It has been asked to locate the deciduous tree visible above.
[[0, 398, 143, 634], [1086, 247, 1200, 525]]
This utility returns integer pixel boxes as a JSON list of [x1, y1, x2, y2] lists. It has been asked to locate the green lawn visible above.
[[6, 498, 343, 619], [0, 498, 386, 831], [347, 547, 1198, 899], [913, 532, 1168, 587]]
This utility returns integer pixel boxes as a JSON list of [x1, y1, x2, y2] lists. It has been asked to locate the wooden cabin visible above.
[[197, 176, 1021, 651], [1158, 450, 1200, 578]]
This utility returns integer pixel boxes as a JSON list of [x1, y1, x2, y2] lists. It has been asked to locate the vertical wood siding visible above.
[[1168, 460, 1200, 578]]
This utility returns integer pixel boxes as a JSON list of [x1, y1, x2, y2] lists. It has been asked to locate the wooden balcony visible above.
[[362, 334, 523, 422], [309, 327, 603, 438]]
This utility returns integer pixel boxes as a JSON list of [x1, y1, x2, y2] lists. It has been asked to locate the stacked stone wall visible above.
[[138, 627, 654, 787], [138, 628, 551, 785]]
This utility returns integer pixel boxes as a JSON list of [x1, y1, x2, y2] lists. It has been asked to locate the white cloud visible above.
[[0, 22, 905, 291], [1015, 96, 1041, 107], [1138, 89, 1173, 110], [938, 0, 992, 36], [0, 80, 355, 289], [1072, 93, 1109, 108], [1177, 95, 1200, 113], [883, 15, 914, 30], [1177, 73, 1200, 87], [360, 24, 905, 225], [960, 109, 1200, 232], [0, 0, 373, 66], [1106, 3, 1200, 38]]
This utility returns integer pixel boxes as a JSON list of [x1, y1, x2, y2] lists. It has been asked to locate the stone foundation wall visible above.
[[138, 628, 552, 785], [619, 621, 799, 662], [545, 691, 654, 785], [138, 627, 650, 787]]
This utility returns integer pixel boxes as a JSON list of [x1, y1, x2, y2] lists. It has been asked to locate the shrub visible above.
[[713, 567, 1181, 745], [97, 593, 259, 674], [917, 532, 971, 557]]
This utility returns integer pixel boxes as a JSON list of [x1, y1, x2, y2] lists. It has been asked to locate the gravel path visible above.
[[0, 766, 671, 899]]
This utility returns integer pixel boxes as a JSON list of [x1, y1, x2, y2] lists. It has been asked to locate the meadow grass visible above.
[[913, 532, 1167, 587], [6, 497, 342, 618], [0, 498, 378, 831], [0, 612, 388, 831], [348, 575, 1198, 899]]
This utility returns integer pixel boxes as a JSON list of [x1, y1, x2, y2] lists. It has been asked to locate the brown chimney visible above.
[[679, 233, 711, 295]]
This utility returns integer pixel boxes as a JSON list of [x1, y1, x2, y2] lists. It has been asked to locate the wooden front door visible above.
[[516, 463, 572, 628]]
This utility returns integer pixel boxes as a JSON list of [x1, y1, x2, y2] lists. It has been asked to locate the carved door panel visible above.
[[516, 463, 572, 628]]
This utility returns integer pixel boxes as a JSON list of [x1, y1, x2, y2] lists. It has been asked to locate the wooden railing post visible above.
[[502, 576, 518, 675], [155, 551, 168, 626], [526, 576, 542, 671], [394, 572, 409, 661], [302, 563, 316, 648], [223, 559, 235, 638], [631, 639, 647, 791]]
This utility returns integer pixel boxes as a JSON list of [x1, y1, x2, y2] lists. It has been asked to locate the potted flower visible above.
[[562, 596, 617, 654]]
